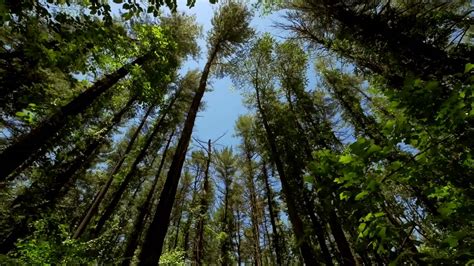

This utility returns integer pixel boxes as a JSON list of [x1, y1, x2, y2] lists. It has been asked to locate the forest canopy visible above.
[[0, 0, 473, 265]]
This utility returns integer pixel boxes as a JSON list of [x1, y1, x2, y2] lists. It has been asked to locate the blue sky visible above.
[[176, 0, 283, 148]]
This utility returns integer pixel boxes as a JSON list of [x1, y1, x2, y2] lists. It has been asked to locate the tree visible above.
[[0, 1, 472, 264], [194, 142, 213, 265], [138, 2, 253, 264], [235, 116, 263, 265], [214, 147, 238, 265], [229, 35, 321, 265]]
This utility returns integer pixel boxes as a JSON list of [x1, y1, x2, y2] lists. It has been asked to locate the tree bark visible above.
[[172, 197, 185, 250]]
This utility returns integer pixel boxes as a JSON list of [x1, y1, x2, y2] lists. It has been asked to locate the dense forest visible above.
[[0, 0, 473, 264]]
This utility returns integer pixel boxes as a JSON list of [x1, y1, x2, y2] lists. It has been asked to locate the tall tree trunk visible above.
[[221, 178, 233, 266], [261, 207, 272, 265], [327, 208, 356, 265], [93, 90, 180, 236], [172, 204, 184, 250], [261, 162, 283, 266], [172, 179, 189, 250], [244, 149, 262, 265], [121, 131, 174, 266], [303, 193, 335, 265], [73, 100, 156, 239], [138, 44, 220, 265], [0, 53, 150, 181], [253, 78, 321, 265], [182, 168, 201, 260], [0, 98, 134, 254], [235, 208, 243, 266], [194, 140, 212, 265]]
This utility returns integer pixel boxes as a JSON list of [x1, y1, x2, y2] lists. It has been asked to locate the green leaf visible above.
[[355, 190, 369, 201], [339, 192, 350, 201], [377, 245, 386, 254], [361, 212, 374, 222], [374, 212, 385, 218], [445, 235, 459, 248], [303, 175, 314, 184], [378, 227, 387, 239], [366, 143, 381, 155], [358, 222, 366, 233], [122, 12, 133, 20], [339, 154, 352, 164], [425, 80, 439, 91], [438, 202, 457, 217], [113, 0, 122, 3], [16, 111, 27, 117], [465, 63, 474, 73]]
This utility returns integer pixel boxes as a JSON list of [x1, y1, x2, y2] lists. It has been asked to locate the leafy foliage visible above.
[[0, 0, 472, 265]]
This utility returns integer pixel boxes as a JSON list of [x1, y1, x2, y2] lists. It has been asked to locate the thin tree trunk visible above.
[[304, 195, 335, 265], [182, 168, 201, 260], [327, 208, 356, 265], [138, 44, 220, 265], [194, 140, 212, 265], [221, 179, 233, 266], [262, 162, 283, 266], [235, 209, 242, 266], [262, 208, 272, 265], [73, 100, 156, 239], [0, 53, 150, 181], [121, 131, 174, 266], [172, 181, 188, 249], [93, 90, 180, 236], [244, 149, 262, 266], [172, 212, 183, 250]]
